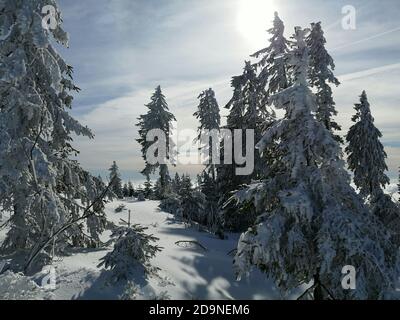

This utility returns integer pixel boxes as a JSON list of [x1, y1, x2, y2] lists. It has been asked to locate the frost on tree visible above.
[[217, 62, 274, 232], [193, 88, 220, 180], [181, 190, 207, 227], [251, 12, 289, 98], [193, 88, 223, 234], [346, 91, 390, 198], [160, 174, 206, 227], [306, 22, 341, 142], [127, 181, 135, 198], [346, 91, 400, 245], [109, 161, 123, 199], [136, 86, 176, 198], [197, 171, 222, 236], [233, 27, 399, 300], [142, 176, 151, 199], [229, 61, 274, 178], [0, 0, 110, 265], [98, 225, 162, 283], [123, 183, 129, 197]]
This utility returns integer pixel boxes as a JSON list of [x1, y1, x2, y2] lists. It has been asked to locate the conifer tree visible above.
[[216, 62, 274, 231], [109, 161, 123, 199], [0, 0, 110, 262], [171, 173, 181, 194], [346, 91, 391, 198], [251, 12, 290, 97], [123, 183, 129, 198], [181, 191, 206, 226], [193, 88, 221, 180], [98, 224, 162, 283], [346, 91, 400, 244], [234, 27, 399, 300], [306, 22, 341, 141], [136, 185, 145, 201], [143, 177, 153, 199], [127, 181, 135, 198], [136, 86, 176, 198], [199, 172, 223, 237], [179, 174, 192, 198]]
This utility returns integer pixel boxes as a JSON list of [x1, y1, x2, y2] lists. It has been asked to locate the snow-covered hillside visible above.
[[0, 200, 295, 300]]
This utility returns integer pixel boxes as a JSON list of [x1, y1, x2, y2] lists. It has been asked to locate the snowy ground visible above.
[[0, 200, 293, 300]]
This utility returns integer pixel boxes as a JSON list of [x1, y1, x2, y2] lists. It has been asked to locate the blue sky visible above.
[[57, 0, 400, 184]]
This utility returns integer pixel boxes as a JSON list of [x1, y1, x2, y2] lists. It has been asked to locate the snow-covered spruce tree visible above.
[[136, 185, 145, 202], [160, 174, 188, 216], [306, 22, 341, 142], [122, 183, 129, 198], [143, 176, 153, 199], [198, 171, 223, 237], [159, 194, 181, 215], [0, 0, 110, 263], [232, 61, 274, 179], [127, 181, 135, 198], [136, 86, 176, 199], [192, 88, 222, 233], [251, 12, 290, 97], [346, 91, 400, 244], [171, 172, 181, 194], [160, 174, 210, 228], [175, 175, 193, 220], [174, 174, 206, 226], [233, 27, 399, 300], [216, 62, 274, 232], [193, 88, 220, 180], [109, 161, 123, 199], [98, 224, 162, 283], [159, 173, 183, 214], [153, 173, 172, 200], [181, 190, 207, 226], [178, 174, 192, 198], [346, 91, 390, 198]]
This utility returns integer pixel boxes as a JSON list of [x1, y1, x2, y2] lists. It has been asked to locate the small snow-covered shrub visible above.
[[159, 191, 220, 233], [98, 225, 162, 282], [159, 193, 181, 214], [181, 191, 206, 224]]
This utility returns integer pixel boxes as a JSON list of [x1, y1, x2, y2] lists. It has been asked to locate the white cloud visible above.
[[62, 0, 399, 181]]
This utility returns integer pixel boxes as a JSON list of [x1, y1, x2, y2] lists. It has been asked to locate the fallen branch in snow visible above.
[[115, 204, 127, 213], [24, 177, 116, 273], [175, 240, 208, 251]]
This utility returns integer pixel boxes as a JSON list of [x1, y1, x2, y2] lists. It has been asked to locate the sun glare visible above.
[[237, 0, 277, 48]]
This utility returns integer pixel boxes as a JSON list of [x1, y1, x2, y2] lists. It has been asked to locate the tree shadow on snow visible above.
[[71, 268, 154, 300], [171, 252, 285, 300], [157, 225, 285, 300]]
